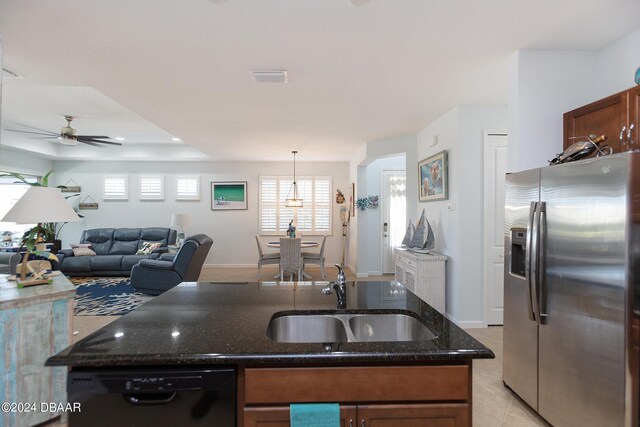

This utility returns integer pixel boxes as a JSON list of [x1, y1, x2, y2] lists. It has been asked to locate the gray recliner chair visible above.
[[0, 252, 20, 275], [129, 234, 213, 295]]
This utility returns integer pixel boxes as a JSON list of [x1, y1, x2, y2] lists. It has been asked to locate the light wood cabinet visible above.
[[563, 86, 640, 155], [394, 248, 447, 313], [241, 365, 471, 427]]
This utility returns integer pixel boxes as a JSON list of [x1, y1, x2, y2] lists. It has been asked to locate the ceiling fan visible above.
[[7, 115, 122, 147]]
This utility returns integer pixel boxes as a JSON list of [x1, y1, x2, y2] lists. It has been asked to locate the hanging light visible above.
[[285, 150, 303, 207]]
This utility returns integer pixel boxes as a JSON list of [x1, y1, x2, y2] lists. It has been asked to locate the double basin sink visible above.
[[267, 312, 436, 343]]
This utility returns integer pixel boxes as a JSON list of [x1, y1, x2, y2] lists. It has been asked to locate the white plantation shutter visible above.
[[103, 175, 128, 200], [259, 175, 332, 235], [139, 175, 164, 200], [260, 177, 278, 232], [176, 176, 200, 200], [314, 178, 331, 232]]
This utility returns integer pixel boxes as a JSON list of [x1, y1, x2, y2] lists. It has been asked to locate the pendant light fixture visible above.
[[285, 150, 303, 208]]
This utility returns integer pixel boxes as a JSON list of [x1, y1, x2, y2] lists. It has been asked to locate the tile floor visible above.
[[63, 266, 550, 426]]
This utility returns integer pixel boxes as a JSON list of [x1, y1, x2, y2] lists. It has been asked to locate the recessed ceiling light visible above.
[[252, 70, 288, 83], [172, 137, 181, 142], [115, 137, 125, 141], [348, 0, 369, 5]]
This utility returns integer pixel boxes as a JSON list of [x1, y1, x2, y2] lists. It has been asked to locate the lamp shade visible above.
[[170, 213, 191, 228], [1, 186, 80, 224]]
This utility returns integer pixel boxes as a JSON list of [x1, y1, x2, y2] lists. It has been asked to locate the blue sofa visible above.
[[57, 227, 177, 276]]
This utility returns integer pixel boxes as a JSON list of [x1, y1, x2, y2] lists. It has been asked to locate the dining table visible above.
[[265, 240, 319, 279], [265, 240, 319, 249]]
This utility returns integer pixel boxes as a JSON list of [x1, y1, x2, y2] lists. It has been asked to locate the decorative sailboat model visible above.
[[409, 209, 435, 253]]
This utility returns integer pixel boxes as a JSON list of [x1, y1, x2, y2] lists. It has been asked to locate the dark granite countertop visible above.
[[46, 280, 494, 367]]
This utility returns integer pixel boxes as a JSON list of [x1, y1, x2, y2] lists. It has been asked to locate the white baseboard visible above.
[[356, 272, 369, 278], [368, 270, 382, 276], [203, 263, 256, 268], [445, 313, 486, 329]]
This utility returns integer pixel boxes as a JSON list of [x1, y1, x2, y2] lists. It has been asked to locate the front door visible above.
[[382, 170, 406, 274]]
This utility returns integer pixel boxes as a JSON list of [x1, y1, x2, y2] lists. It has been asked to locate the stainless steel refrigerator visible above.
[[503, 152, 639, 427]]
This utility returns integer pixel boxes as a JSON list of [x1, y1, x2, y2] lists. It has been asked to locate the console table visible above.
[[0, 274, 75, 427], [394, 248, 447, 314]]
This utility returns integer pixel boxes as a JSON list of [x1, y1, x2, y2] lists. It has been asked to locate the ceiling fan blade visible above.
[[5, 129, 59, 136], [12, 123, 58, 134], [77, 135, 111, 139], [78, 140, 101, 147], [80, 138, 123, 146]]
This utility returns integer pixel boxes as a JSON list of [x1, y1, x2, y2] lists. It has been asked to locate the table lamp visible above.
[[1, 186, 80, 286], [170, 213, 191, 246]]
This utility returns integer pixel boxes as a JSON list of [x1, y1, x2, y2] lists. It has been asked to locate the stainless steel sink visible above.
[[266, 315, 349, 343], [266, 312, 436, 343], [348, 314, 436, 342]]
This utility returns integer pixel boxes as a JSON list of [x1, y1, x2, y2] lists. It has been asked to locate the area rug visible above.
[[70, 277, 154, 316]]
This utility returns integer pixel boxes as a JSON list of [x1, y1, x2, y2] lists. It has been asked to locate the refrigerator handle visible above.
[[525, 201, 537, 322], [530, 202, 541, 325], [537, 202, 548, 324]]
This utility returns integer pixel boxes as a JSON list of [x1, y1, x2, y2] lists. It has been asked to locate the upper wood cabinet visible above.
[[564, 86, 640, 155]]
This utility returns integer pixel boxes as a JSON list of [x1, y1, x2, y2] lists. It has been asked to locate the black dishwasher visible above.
[[67, 367, 235, 427]]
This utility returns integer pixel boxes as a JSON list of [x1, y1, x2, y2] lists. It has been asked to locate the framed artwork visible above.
[[211, 181, 247, 210], [418, 150, 448, 202]]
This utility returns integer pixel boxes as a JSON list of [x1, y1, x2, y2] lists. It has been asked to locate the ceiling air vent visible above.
[[2, 68, 24, 79], [252, 70, 288, 83]]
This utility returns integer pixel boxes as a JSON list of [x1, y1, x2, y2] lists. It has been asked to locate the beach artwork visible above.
[[211, 181, 247, 210], [418, 150, 448, 202]]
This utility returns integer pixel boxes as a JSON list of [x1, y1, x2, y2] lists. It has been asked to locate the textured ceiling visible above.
[[0, 0, 639, 161]]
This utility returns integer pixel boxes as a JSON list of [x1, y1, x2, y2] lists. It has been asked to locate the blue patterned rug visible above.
[[70, 277, 154, 316]]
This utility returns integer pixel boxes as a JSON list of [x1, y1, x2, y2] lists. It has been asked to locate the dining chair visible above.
[[279, 237, 303, 281], [302, 235, 327, 279], [256, 235, 280, 279]]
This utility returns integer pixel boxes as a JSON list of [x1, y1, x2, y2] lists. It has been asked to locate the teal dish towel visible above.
[[290, 403, 340, 427]]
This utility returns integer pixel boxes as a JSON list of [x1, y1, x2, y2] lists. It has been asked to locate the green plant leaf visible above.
[[41, 170, 54, 187]]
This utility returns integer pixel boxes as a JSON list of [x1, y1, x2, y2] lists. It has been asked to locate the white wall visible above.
[[595, 27, 640, 98], [0, 147, 54, 176], [507, 26, 640, 172], [51, 160, 349, 267], [417, 105, 507, 326]]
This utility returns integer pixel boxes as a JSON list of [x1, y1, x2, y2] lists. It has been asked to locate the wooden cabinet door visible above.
[[563, 92, 628, 155], [357, 403, 469, 427], [244, 406, 357, 427], [629, 86, 640, 149]]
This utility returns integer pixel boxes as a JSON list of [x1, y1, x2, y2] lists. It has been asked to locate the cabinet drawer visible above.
[[244, 406, 356, 427], [244, 365, 469, 405]]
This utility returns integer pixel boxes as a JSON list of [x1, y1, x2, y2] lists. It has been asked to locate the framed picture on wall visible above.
[[418, 150, 448, 202], [211, 181, 247, 210]]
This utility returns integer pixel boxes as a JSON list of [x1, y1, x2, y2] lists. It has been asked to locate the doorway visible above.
[[382, 170, 406, 274], [483, 131, 507, 325]]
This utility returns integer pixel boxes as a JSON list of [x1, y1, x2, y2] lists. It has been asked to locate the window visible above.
[[103, 175, 128, 200], [176, 175, 200, 200], [259, 176, 332, 235], [0, 173, 38, 243], [139, 175, 165, 200]]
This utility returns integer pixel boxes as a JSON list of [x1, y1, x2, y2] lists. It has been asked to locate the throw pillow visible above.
[[136, 241, 162, 255], [70, 243, 97, 257]]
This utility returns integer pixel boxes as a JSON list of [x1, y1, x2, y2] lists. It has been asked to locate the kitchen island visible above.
[[47, 280, 494, 426]]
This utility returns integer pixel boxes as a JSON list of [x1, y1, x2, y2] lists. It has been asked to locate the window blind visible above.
[[176, 176, 200, 200], [139, 175, 164, 200], [259, 175, 332, 235], [103, 175, 128, 200]]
